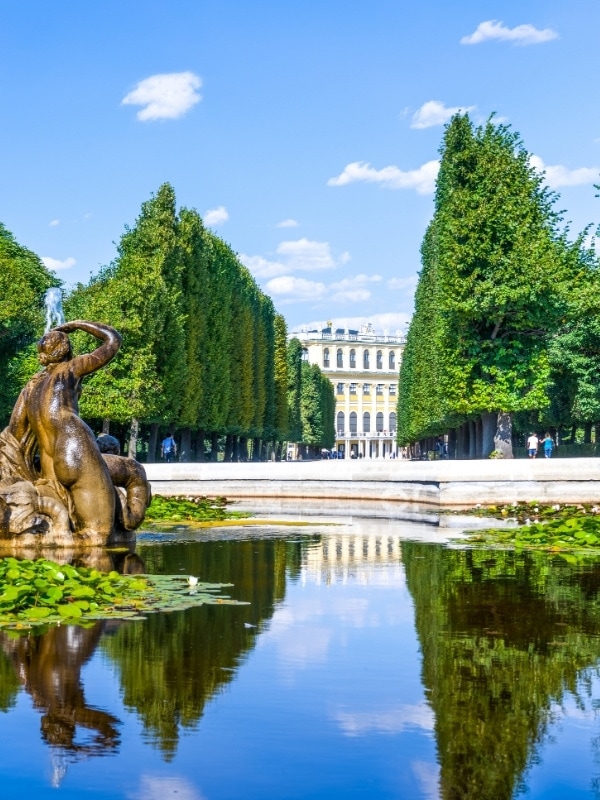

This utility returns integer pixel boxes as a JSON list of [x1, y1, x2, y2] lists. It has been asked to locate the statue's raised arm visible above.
[[52, 320, 122, 378]]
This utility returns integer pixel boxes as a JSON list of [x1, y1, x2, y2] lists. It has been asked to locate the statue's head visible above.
[[37, 330, 72, 365]]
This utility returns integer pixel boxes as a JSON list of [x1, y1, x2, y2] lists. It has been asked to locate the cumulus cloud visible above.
[[49, 219, 60, 227], [530, 155, 598, 188], [388, 275, 418, 292], [239, 254, 288, 279], [276, 238, 339, 271], [265, 276, 327, 302], [328, 160, 439, 195], [330, 274, 382, 303], [461, 20, 558, 46], [122, 71, 202, 121], [411, 100, 475, 129], [276, 218, 299, 228], [242, 239, 350, 284], [41, 256, 76, 271], [297, 313, 411, 334], [203, 206, 229, 226]]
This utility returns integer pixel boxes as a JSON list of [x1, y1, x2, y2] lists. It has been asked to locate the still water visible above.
[[1, 519, 600, 799]]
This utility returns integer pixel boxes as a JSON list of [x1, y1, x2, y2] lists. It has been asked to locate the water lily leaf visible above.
[[57, 604, 82, 619]]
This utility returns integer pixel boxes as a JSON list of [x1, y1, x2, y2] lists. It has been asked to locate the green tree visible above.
[[65, 184, 187, 456], [399, 114, 573, 457], [0, 223, 59, 424]]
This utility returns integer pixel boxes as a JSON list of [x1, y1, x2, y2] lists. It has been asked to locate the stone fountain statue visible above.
[[0, 320, 151, 547]]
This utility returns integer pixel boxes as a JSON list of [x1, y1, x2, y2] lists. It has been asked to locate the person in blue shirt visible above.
[[540, 432, 554, 458]]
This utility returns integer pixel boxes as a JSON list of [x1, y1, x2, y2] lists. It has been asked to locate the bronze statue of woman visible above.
[[8, 320, 123, 544]]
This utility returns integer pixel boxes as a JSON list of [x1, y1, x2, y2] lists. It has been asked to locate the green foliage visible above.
[[0, 556, 245, 630], [102, 537, 291, 758], [398, 114, 577, 445], [65, 183, 187, 425], [403, 541, 600, 798], [286, 338, 303, 442], [145, 495, 250, 522], [1, 184, 319, 452], [273, 314, 290, 441], [0, 223, 59, 424]]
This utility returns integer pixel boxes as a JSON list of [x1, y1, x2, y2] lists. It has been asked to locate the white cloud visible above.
[[530, 155, 598, 188], [242, 239, 349, 282], [296, 313, 411, 335], [239, 254, 288, 279], [330, 274, 382, 303], [411, 100, 475, 129], [460, 20, 558, 46], [276, 218, 299, 228], [328, 160, 439, 195], [265, 276, 327, 302], [49, 219, 60, 227], [388, 275, 418, 292], [203, 205, 229, 226], [276, 238, 338, 271], [41, 256, 76, 271], [122, 71, 202, 121]]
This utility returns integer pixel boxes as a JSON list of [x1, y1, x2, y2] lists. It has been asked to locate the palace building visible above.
[[292, 322, 406, 459]]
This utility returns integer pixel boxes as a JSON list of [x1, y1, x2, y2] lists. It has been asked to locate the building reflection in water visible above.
[[301, 531, 403, 586]]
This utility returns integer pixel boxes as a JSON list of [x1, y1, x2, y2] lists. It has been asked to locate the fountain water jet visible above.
[[44, 287, 65, 332]]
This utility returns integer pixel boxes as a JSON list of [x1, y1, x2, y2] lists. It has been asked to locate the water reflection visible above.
[[2, 529, 600, 797], [101, 538, 299, 759], [402, 543, 600, 799], [0, 623, 119, 755]]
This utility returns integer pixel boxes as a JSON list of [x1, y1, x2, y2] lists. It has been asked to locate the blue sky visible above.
[[2, 1, 599, 335]]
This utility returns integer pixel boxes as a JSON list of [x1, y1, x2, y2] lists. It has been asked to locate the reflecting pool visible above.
[[1, 519, 600, 799]]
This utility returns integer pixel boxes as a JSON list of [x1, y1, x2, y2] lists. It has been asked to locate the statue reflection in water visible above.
[[0, 623, 120, 761]]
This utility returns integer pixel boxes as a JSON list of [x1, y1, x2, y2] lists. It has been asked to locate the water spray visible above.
[[44, 287, 65, 332]]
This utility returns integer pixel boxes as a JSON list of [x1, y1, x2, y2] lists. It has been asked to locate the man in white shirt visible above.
[[526, 433, 539, 459]]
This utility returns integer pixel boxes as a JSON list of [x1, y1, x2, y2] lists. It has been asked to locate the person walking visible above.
[[161, 433, 177, 463], [526, 432, 539, 459], [540, 432, 554, 458]]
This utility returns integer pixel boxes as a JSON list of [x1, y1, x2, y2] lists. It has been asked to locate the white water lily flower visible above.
[[187, 576, 198, 587]]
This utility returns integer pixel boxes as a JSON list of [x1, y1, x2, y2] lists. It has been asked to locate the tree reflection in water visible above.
[[402, 543, 600, 800], [101, 538, 299, 760], [0, 538, 300, 769]]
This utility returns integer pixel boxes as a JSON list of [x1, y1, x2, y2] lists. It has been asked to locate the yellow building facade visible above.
[[292, 323, 405, 459]]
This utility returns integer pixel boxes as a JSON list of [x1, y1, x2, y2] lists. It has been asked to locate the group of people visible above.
[[526, 432, 555, 459]]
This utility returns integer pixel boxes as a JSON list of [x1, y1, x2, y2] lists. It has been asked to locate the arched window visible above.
[[349, 349, 356, 368], [349, 412, 357, 434], [336, 382, 344, 395], [376, 350, 383, 369], [389, 412, 397, 433], [337, 411, 345, 435], [363, 411, 371, 433], [376, 412, 384, 432], [363, 349, 370, 369], [337, 348, 343, 368], [323, 348, 330, 368], [389, 351, 396, 369]]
